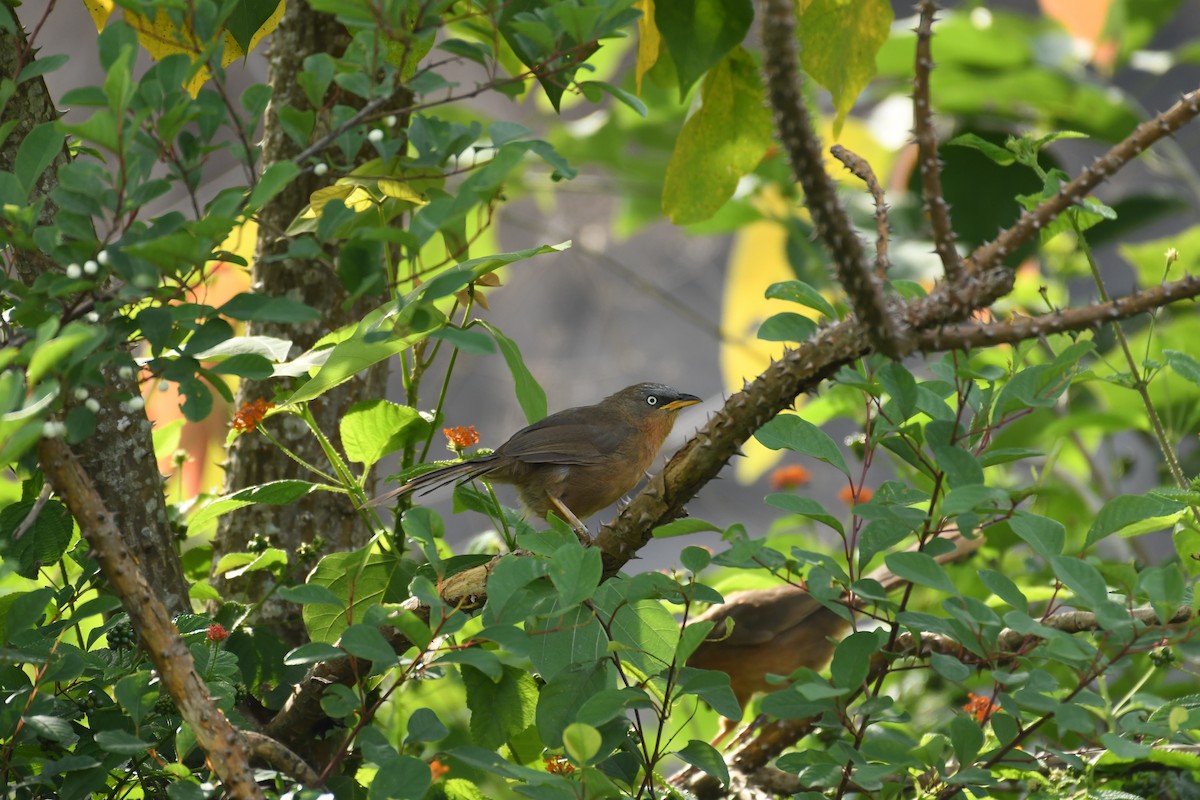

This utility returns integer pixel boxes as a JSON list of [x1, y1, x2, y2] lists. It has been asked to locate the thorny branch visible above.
[[755, 0, 906, 359], [913, 0, 963, 284], [966, 88, 1200, 277], [830, 144, 891, 277]]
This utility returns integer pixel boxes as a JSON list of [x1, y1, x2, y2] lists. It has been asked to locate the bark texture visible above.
[[212, 0, 388, 619]]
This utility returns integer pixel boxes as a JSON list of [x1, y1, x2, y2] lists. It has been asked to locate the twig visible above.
[[243, 731, 321, 785], [915, 273, 1200, 350], [829, 144, 891, 277], [37, 438, 263, 800], [966, 88, 1200, 277], [913, 0, 962, 284], [756, 0, 906, 359]]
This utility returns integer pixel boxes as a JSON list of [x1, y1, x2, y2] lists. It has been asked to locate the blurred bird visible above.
[[688, 529, 981, 740], [367, 383, 701, 535]]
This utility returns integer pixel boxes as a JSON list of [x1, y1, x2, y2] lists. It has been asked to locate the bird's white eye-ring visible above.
[[646, 395, 658, 406]]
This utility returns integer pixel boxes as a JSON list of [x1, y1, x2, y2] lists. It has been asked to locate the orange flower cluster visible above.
[[429, 760, 449, 781], [232, 398, 274, 432], [769, 464, 812, 491], [963, 692, 998, 723], [543, 755, 575, 775], [837, 485, 874, 505], [444, 425, 480, 449]]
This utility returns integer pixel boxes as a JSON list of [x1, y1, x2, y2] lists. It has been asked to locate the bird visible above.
[[687, 529, 980, 740], [366, 383, 702, 535]]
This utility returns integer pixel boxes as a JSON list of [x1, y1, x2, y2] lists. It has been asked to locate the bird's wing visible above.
[[693, 587, 825, 647], [496, 410, 634, 465]]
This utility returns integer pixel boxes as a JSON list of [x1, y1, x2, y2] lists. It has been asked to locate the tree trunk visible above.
[[211, 0, 388, 630]]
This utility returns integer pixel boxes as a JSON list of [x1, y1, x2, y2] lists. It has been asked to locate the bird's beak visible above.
[[662, 394, 702, 411]]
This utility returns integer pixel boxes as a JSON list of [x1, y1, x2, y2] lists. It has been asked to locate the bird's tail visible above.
[[364, 455, 502, 508]]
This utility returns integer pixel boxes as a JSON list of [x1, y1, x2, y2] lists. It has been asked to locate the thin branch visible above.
[[913, 0, 962, 284], [966, 87, 1200, 276], [37, 438, 263, 800], [243, 731, 320, 786], [915, 273, 1200, 350], [829, 144, 891, 277], [757, 0, 906, 359]]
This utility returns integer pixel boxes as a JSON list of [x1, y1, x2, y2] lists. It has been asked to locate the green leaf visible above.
[[764, 280, 838, 319], [285, 305, 446, 405], [675, 740, 730, 788], [304, 546, 411, 642], [284, 641, 344, 665], [340, 623, 399, 668], [755, 413, 849, 477], [477, 321, 547, 424], [409, 244, 569, 306], [17, 53, 69, 85], [652, 518, 723, 538], [757, 312, 818, 342], [407, 708, 449, 743], [461, 664, 538, 750], [978, 569, 1028, 612], [277, 583, 344, 606], [1165, 348, 1200, 386], [655, 0, 753, 99], [949, 715, 984, 765], [764, 493, 844, 534], [662, 47, 772, 224], [187, 481, 326, 535], [1050, 556, 1109, 608], [562, 722, 601, 765], [0, 499, 73, 579], [27, 322, 103, 387], [883, 552, 959, 595], [225, 0, 281, 53], [213, 547, 288, 579], [340, 399, 430, 467], [578, 80, 647, 116], [946, 132, 1016, 166], [878, 362, 918, 420], [830, 630, 882, 688], [430, 326, 495, 354], [798, 0, 892, 136], [16, 122, 63, 197], [1010, 512, 1065, 560], [546, 543, 602, 608], [207, 354, 273, 380], [246, 161, 299, 210], [1086, 493, 1186, 547], [114, 672, 156, 727], [94, 729, 151, 755], [217, 293, 320, 322]]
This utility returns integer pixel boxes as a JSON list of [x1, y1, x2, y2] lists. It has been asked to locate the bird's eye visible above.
[[646, 395, 658, 406]]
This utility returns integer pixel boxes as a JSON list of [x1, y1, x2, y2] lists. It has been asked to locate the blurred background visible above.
[[21, 0, 1200, 566]]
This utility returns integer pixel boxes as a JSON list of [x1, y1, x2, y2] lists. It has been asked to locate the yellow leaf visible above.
[[307, 184, 355, 215], [344, 186, 376, 213], [634, 0, 661, 95], [83, 0, 285, 97], [82, 0, 113, 30], [377, 179, 428, 206]]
